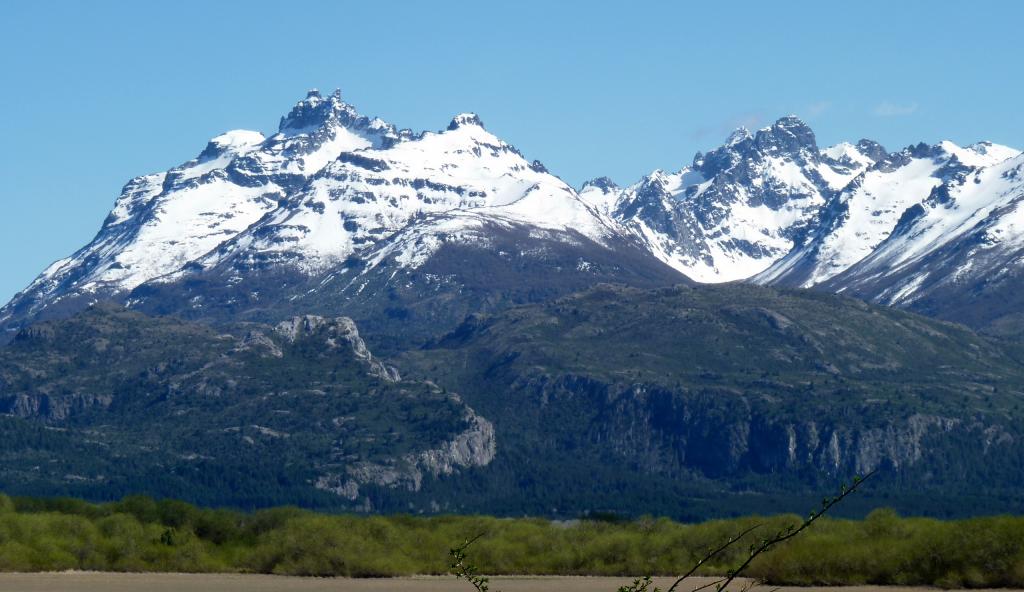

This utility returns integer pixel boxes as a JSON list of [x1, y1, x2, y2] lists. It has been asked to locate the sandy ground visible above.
[[0, 573, 1020, 592]]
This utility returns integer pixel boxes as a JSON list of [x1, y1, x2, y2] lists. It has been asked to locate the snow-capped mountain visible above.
[[576, 116, 1023, 334], [4, 89, 1024, 341], [581, 117, 883, 282], [756, 140, 1021, 288], [176, 111, 618, 278], [1, 90, 404, 323], [0, 89, 685, 342], [819, 151, 1024, 333]]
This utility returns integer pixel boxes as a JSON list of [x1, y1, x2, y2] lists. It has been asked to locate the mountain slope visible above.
[[0, 90, 408, 330], [396, 283, 1024, 515], [1, 90, 687, 344], [0, 304, 493, 508], [176, 112, 618, 276], [120, 112, 687, 348], [6, 89, 1024, 341], [581, 118, 884, 282], [757, 141, 1021, 289], [5, 286, 1024, 516], [820, 152, 1024, 335], [571, 118, 1024, 334]]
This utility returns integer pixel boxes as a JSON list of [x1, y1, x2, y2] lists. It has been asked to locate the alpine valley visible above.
[[2, 89, 1024, 517]]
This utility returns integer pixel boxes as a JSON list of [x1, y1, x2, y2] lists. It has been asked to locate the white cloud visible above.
[[874, 101, 919, 117]]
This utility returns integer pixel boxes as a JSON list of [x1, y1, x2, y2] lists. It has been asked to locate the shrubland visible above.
[[1, 493, 1023, 587]]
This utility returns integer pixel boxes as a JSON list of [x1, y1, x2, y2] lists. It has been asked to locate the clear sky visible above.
[[2, 0, 1022, 304]]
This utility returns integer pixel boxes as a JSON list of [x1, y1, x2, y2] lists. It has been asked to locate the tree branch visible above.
[[708, 470, 876, 592]]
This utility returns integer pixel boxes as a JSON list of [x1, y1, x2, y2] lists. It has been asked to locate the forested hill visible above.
[[3, 284, 1024, 516], [397, 283, 1024, 514]]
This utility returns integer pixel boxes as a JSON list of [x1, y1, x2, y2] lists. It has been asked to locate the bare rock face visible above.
[[415, 409, 497, 475], [274, 315, 400, 381], [313, 407, 496, 505], [594, 380, 1009, 481], [0, 391, 114, 420], [414, 282, 1024, 499], [236, 330, 283, 358], [746, 414, 967, 475]]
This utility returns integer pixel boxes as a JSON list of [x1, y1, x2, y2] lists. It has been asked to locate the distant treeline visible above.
[[0, 493, 1022, 588]]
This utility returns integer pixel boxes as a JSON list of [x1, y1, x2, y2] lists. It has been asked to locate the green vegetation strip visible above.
[[0, 494, 1022, 588]]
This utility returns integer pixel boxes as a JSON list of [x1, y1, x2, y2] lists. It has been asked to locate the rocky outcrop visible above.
[[603, 383, 1007, 480], [274, 315, 400, 381], [314, 407, 496, 505], [745, 414, 966, 475], [267, 315, 499, 505], [236, 330, 283, 358], [0, 391, 113, 421]]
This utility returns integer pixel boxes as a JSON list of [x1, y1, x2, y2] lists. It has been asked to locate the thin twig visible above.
[[709, 470, 877, 592], [449, 471, 876, 592], [449, 532, 496, 592], [664, 523, 763, 592]]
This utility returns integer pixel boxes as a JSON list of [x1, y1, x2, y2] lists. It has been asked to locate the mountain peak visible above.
[[773, 114, 808, 128], [964, 140, 1021, 162], [725, 127, 752, 146], [752, 115, 817, 154], [762, 115, 813, 138], [278, 88, 361, 135], [581, 176, 619, 191], [447, 112, 485, 130], [855, 139, 889, 162], [936, 139, 1022, 169], [197, 129, 265, 160]]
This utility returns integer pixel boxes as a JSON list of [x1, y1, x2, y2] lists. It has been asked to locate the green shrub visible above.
[[2, 491, 1024, 586]]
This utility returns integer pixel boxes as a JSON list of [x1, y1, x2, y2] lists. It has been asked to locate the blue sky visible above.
[[2, 0, 1022, 303]]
